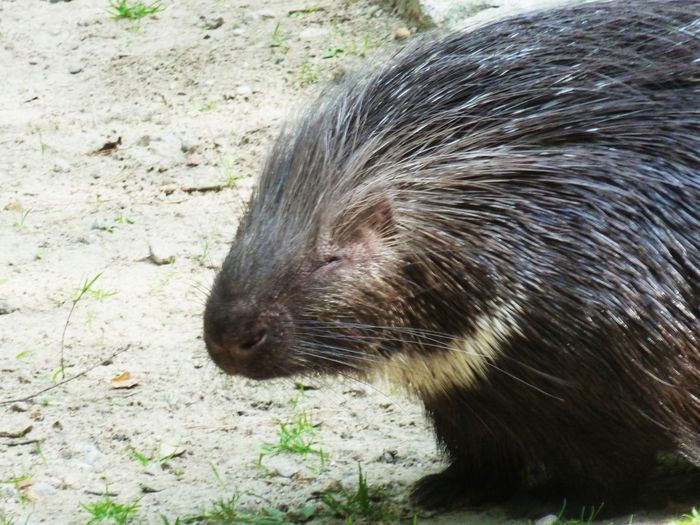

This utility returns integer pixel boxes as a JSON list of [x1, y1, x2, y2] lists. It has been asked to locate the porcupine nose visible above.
[[235, 325, 268, 352], [204, 290, 294, 378], [208, 311, 268, 356], [203, 295, 271, 362]]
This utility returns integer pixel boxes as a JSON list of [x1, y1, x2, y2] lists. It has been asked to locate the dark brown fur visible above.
[[204, 0, 700, 516]]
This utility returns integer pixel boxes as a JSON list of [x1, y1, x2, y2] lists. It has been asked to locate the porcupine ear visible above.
[[329, 194, 395, 257], [350, 195, 395, 240]]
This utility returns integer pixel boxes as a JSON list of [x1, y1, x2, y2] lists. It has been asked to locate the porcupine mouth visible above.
[[204, 335, 298, 380]]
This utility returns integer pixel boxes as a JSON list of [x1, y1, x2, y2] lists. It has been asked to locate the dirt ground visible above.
[[0, 1, 695, 524]]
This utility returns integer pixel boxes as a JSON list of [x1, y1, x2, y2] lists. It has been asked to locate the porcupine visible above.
[[204, 0, 700, 514]]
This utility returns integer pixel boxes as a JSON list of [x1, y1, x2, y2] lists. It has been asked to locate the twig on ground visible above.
[[59, 272, 103, 379], [0, 345, 131, 406]]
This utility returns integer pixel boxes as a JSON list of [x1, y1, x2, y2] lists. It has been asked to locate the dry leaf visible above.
[[0, 425, 32, 438], [17, 479, 33, 490], [17, 479, 38, 502], [158, 440, 186, 460], [185, 153, 201, 166], [111, 371, 138, 389], [89, 137, 122, 156]]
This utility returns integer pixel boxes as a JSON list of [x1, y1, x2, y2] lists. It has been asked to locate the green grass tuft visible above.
[[81, 493, 140, 524], [0, 512, 15, 525], [269, 21, 286, 48], [321, 465, 397, 522], [0, 474, 32, 504], [297, 60, 318, 86], [184, 495, 239, 523], [161, 495, 310, 525], [127, 444, 152, 466], [258, 412, 326, 465], [322, 47, 344, 59], [674, 508, 700, 525], [109, 0, 163, 20], [288, 7, 321, 18], [552, 502, 606, 525], [114, 212, 135, 225], [12, 208, 32, 229]]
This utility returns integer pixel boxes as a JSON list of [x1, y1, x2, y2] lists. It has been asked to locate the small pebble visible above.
[[149, 238, 176, 265], [380, 449, 398, 463], [535, 515, 559, 525], [236, 85, 253, 98], [53, 158, 71, 173], [158, 439, 186, 459], [91, 218, 114, 232], [161, 184, 179, 195], [264, 456, 301, 478], [29, 481, 57, 498], [331, 66, 347, 83], [180, 136, 197, 153], [299, 26, 330, 40], [394, 27, 411, 40], [202, 16, 224, 30], [68, 64, 83, 75], [365, 5, 380, 17], [73, 442, 105, 468], [185, 153, 202, 166], [319, 479, 342, 493], [244, 10, 275, 23], [78, 233, 100, 245], [4, 200, 22, 212], [0, 302, 18, 315]]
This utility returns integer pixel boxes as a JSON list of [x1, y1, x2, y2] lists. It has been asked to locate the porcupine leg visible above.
[[410, 392, 526, 509], [410, 458, 523, 509], [524, 451, 658, 518], [411, 410, 661, 514], [507, 403, 671, 518]]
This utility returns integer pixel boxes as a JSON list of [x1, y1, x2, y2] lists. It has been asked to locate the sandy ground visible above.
[[0, 1, 696, 524]]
